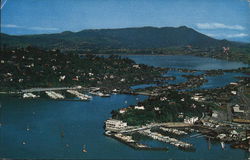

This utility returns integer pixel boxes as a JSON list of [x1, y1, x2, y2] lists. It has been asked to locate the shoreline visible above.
[[79, 53, 250, 65], [1, 66, 249, 96]]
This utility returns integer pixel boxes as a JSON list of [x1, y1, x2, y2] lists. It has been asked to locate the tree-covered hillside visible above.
[[1, 26, 235, 50]]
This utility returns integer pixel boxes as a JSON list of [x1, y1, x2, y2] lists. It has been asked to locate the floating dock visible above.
[[67, 90, 92, 100], [159, 127, 188, 135], [104, 131, 168, 151], [23, 93, 39, 98], [139, 129, 194, 150], [45, 91, 64, 99]]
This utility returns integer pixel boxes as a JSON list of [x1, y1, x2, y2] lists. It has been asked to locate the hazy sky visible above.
[[1, 0, 250, 42]]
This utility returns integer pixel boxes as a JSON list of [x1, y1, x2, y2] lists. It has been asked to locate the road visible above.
[[21, 87, 88, 93]]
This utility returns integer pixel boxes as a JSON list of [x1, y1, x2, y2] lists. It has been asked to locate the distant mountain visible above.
[[0, 26, 240, 50]]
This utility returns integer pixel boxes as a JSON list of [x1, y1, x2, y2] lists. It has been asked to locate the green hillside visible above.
[[1, 26, 235, 50]]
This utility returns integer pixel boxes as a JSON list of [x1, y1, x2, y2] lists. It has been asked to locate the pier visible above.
[[133, 91, 159, 96], [67, 90, 92, 100], [105, 131, 168, 151], [89, 91, 110, 97], [45, 91, 64, 99], [120, 122, 192, 133], [104, 120, 194, 151], [21, 86, 87, 93], [139, 129, 194, 150], [23, 93, 39, 98], [159, 127, 188, 135]]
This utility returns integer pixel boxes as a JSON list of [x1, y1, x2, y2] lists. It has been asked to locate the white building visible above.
[[132, 64, 140, 69], [231, 91, 237, 95], [184, 117, 199, 124], [134, 106, 145, 110], [120, 78, 125, 82], [160, 97, 168, 101], [154, 107, 160, 111], [178, 112, 184, 118], [230, 82, 238, 86], [233, 104, 244, 113], [88, 72, 94, 76], [105, 119, 127, 132], [59, 75, 66, 82], [119, 108, 127, 114], [191, 95, 205, 102], [212, 111, 219, 118]]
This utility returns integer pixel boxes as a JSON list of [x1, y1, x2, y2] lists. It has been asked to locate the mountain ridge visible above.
[[0, 26, 244, 50]]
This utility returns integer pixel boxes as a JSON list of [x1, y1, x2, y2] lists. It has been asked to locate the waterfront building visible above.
[[119, 108, 127, 114], [132, 64, 140, 69], [233, 104, 244, 113], [105, 119, 127, 132], [154, 107, 160, 111], [212, 111, 219, 118], [231, 91, 237, 95], [134, 106, 145, 110], [184, 117, 199, 124]]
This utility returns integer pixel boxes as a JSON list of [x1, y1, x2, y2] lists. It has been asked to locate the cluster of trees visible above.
[[0, 46, 162, 91], [112, 91, 207, 126]]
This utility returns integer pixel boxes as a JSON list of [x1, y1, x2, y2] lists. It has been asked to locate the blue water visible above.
[[130, 84, 158, 90], [0, 95, 248, 160], [1, 55, 249, 159], [140, 134, 247, 160], [199, 72, 249, 89], [127, 55, 248, 90], [165, 70, 204, 85], [131, 71, 247, 90], [125, 55, 249, 70], [0, 95, 149, 159]]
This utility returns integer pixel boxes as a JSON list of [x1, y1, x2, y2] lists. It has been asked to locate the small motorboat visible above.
[[82, 145, 87, 153]]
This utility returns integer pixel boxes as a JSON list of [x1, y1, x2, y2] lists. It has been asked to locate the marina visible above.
[[159, 127, 188, 135], [139, 129, 194, 150], [0, 55, 249, 159], [1, 0, 250, 159], [104, 119, 195, 151], [105, 131, 168, 151], [45, 91, 65, 99], [89, 91, 111, 97], [22, 93, 39, 99], [66, 90, 92, 101]]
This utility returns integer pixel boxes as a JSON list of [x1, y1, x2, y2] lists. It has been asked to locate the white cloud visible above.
[[1, 24, 21, 28], [206, 33, 248, 38], [1, 24, 59, 31], [196, 23, 245, 30], [226, 33, 248, 38], [29, 27, 59, 31]]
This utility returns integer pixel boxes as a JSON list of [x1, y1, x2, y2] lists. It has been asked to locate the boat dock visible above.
[[105, 131, 168, 151], [23, 93, 40, 98], [45, 91, 64, 99], [139, 129, 194, 150], [89, 91, 110, 97], [133, 91, 159, 96], [67, 90, 92, 100], [120, 122, 192, 134], [21, 86, 87, 93], [159, 127, 188, 135]]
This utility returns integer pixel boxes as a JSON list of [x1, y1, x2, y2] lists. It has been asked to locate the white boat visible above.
[[221, 142, 225, 150], [82, 145, 87, 153]]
